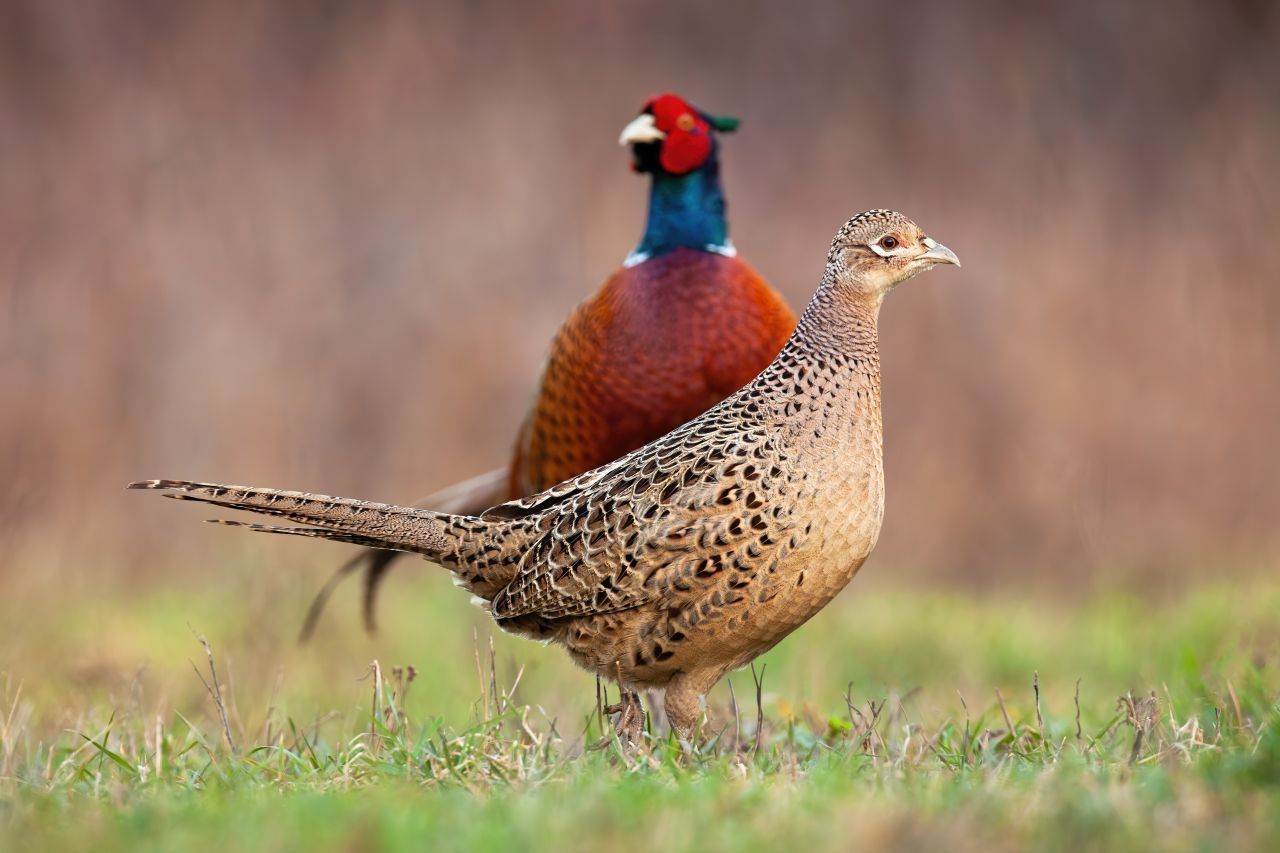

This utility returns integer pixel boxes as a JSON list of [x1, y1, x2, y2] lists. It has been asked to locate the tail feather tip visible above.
[[128, 479, 188, 491]]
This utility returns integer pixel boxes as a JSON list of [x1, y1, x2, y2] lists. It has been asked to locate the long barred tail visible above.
[[127, 479, 460, 560], [300, 466, 513, 641]]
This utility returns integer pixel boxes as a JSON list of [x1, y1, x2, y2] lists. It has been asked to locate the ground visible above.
[[0, 547, 1277, 851]]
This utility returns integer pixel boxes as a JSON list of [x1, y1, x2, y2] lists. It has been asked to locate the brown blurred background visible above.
[[2, 0, 1278, 593]]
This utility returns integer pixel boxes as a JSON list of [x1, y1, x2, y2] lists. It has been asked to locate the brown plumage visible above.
[[131, 210, 960, 744]]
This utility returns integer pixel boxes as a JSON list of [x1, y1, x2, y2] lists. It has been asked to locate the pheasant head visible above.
[[618, 93, 742, 264], [825, 209, 961, 300], [618, 92, 739, 177]]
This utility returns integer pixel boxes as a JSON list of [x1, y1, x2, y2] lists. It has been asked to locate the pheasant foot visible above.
[[603, 687, 646, 747]]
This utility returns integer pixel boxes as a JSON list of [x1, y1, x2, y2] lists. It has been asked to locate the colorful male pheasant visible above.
[[303, 93, 796, 637], [133, 209, 961, 745]]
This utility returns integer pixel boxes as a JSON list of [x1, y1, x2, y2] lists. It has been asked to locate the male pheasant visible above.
[[133, 210, 960, 744], [303, 93, 796, 637]]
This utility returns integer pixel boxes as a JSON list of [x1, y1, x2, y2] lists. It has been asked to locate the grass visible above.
[[1, 551, 1278, 851]]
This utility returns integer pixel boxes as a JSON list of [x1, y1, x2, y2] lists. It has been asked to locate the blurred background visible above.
[[1, 0, 1278, 687]]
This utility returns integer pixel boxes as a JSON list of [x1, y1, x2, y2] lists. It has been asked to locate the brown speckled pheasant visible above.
[[130, 210, 959, 744]]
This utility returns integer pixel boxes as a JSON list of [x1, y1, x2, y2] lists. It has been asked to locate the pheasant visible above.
[[303, 93, 795, 638], [132, 210, 960, 744]]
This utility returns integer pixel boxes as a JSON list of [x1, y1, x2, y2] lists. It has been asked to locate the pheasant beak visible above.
[[619, 113, 667, 146], [916, 237, 961, 268]]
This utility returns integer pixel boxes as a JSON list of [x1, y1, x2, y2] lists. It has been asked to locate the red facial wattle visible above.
[[644, 94, 714, 175]]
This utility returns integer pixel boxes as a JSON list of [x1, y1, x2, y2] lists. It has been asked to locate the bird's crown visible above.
[[827, 210, 913, 265]]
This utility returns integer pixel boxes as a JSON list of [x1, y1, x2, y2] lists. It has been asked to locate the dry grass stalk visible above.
[[1033, 672, 1046, 751], [1074, 678, 1083, 741], [369, 659, 383, 753], [1226, 680, 1245, 731], [191, 633, 236, 754], [994, 687, 1018, 751], [1118, 690, 1160, 765], [1, 677, 29, 780]]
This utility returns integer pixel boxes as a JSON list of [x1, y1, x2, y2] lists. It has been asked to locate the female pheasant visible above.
[[133, 210, 961, 745], [305, 94, 796, 636]]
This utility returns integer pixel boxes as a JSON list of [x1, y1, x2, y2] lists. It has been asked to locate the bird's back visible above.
[[511, 249, 795, 497]]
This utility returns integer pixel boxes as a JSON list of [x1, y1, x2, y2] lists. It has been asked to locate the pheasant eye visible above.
[[676, 113, 696, 131], [880, 236, 899, 250]]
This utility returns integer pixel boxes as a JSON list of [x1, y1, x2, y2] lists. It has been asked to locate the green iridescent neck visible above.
[[627, 158, 732, 266]]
